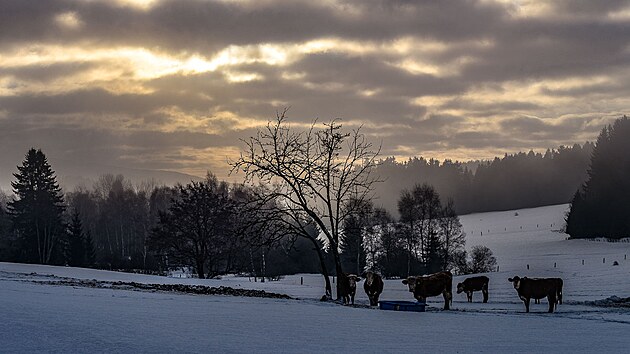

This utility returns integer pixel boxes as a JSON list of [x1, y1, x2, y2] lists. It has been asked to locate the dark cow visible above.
[[402, 271, 453, 310], [456, 276, 489, 303], [362, 271, 384, 306], [533, 278, 563, 307], [338, 273, 361, 305], [508, 276, 558, 313]]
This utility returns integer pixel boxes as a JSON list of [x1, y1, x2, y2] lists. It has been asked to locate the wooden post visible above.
[[301, 277, 303, 285]]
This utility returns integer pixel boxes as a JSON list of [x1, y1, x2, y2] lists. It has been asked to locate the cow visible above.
[[362, 271, 384, 306], [532, 278, 563, 307], [508, 276, 558, 313], [402, 271, 453, 310], [456, 276, 489, 303], [338, 273, 361, 305]]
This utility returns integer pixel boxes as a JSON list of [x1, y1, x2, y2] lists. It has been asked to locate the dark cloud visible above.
[[1, 0, 629, 187]]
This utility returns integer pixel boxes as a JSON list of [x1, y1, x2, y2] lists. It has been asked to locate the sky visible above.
[[1, 0, 630, 186]]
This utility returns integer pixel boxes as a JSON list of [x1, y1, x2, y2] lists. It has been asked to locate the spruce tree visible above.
[[9, 149, 66, 264], [566, 116, 630, 239], [67, 211, 86, 267]]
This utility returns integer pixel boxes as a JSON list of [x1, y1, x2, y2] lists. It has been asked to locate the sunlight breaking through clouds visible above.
[[0, 0, 629, 184]]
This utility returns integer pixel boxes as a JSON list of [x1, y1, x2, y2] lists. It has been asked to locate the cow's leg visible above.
[[482, 285, 489, 303], [351, 294, 355, 305], [547, 294, 556, 313], [524, 298, 530, 313], [443, 291, 451, 310], [467, 291, 472, 302], [534, 298, 539, 304]]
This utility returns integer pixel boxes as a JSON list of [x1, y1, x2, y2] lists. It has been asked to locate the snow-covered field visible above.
[[2, 204, 630, 353]]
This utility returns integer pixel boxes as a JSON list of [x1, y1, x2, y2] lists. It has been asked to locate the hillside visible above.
[[2, 204, 630, 352]]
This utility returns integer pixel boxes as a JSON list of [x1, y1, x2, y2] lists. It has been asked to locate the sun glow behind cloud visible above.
[[1, 0, 628, 183]]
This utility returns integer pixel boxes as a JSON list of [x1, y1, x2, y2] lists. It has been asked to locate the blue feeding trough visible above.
[[378, 300, 426, 312]]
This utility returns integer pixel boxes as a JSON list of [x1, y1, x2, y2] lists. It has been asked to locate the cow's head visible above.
[[347, 274, 361, 289], [508, 276, 521, 290], [456, 282, 464, 294], [402, 276, 419, 292], [363, 271, 375, 287]]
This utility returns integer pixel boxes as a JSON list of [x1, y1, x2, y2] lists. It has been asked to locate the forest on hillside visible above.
[[374, 142, 594, 215]]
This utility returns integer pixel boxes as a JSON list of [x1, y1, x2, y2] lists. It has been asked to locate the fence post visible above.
[[603, 258, 606, 264], [301, 277, 303, 285], [582, 260, 584, 265], [527, 264, 529, 270], [554, 262, 556, 268]]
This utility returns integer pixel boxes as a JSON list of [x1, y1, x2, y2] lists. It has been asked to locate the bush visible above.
[[468, 245, 497, 273]]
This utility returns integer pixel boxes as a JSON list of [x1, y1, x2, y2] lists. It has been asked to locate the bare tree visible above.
[[231, 110, 381, 299], [439, 199, 466, 271]]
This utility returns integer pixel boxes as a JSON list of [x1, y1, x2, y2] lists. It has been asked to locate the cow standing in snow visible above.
[[362, 271, 384, 306], [338, 273, 361, 305], [403, 271, 453, 310], [508, 276, 558, 313], [457, 276, 489, 303]]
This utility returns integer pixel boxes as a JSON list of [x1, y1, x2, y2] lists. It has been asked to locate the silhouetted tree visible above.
[[341, 198, 373, 275], [398, 183, 442, 275], [9, 149, 65, 264], [84, 230, 96, 267], [67, 211, 86, 267], [566, 116, 630, 239], [0, 191, 14, 261], [149, 174, 234, 279], [232, 110, 381, 299], [439, 199, 466, 271], [468, 245, 497, 273]]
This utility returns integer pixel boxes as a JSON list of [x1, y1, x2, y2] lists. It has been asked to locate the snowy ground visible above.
[[2, 204, 630, 353]]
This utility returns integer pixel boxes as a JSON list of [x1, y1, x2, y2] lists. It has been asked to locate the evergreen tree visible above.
[[84, 230, 96, 267], [566, 116, 630, 239], [67, 211, 86, 267], [9, 149, 65, 264]]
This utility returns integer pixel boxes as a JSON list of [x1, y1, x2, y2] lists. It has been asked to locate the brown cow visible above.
[[457, 276, 489, 303], [362, 271, 384, 306], [532, 278, 563, 308], [402, 271, 453, 310], [338, 273, 361, 305], [508, 276, 558, 313]]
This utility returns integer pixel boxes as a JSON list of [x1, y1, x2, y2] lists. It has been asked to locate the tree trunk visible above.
[[331, 244, 344, 300], [308, 237, 332, 299], [195, 257, 205, 279]]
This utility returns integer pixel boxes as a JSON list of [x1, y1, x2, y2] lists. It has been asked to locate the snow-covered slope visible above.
[[2, 203, 630, 352]]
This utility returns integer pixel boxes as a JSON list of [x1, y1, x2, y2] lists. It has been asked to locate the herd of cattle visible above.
[[338, 271, 564, 313]]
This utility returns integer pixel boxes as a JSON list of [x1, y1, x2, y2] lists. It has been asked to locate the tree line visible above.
[[0, 115, 496, 299], [374, 142, 594, 215]]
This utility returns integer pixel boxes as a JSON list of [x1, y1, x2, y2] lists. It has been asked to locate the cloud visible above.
[[1, 0, 629, 186]]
